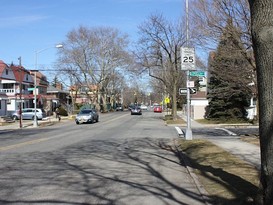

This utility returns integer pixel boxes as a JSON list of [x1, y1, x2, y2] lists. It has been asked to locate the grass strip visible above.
[[177, 139, 260, 205]]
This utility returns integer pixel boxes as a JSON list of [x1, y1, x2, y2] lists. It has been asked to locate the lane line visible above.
[[0, 113, 129, 152], [0, 137, 51, 152], [215, 128, 237, 136]]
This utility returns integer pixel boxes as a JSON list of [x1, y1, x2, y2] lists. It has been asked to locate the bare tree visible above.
[[249, 1, 273, 204], [56, 26, 131, 111], [135, 14, 187, 120]]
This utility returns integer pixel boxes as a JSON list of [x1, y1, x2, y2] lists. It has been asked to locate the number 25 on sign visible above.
[[181, 47, 195, 71]]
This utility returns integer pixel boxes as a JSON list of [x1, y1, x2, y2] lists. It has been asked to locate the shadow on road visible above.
[[0, 137, 209, 205]]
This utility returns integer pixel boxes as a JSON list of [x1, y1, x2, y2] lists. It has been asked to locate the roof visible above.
[[0, 60, 8, 77], [0, 92, 9, 100], [10, 65, 30, 82], [70, 84, 98, 91], [47, 85, 69, 94]]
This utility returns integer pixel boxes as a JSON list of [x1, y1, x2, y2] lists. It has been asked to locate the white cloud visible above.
[[0, 15, 49, 28]]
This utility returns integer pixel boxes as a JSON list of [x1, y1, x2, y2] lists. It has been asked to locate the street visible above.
[[0, 111, 206, 205]]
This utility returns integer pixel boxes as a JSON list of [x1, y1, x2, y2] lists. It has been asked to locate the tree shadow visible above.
[[167, 142, 258, 205], [0, 137, 211, 205]]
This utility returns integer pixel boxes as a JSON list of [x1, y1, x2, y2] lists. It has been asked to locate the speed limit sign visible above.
[[181, 47, 195, 70]]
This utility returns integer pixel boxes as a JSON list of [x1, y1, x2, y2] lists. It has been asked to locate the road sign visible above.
[[179, 88, 187, 95], [181, 47, 195, 70], [189, 71, 205, 77], [189, 88, 197, 94], [27, 88, 34, 91], [187, 81, 195, 88]]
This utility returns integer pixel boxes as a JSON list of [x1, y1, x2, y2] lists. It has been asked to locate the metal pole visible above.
[[33, 52, 38, 127], [18, 57, 23, 128], [186, 0, 189, 47], [185, 0, 192, 140], [32, 44, 63, 127], [186, 71, 192, 139]]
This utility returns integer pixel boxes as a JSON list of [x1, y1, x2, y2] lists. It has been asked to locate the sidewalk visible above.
[[176, 111, 261, 170], [0, 116, 70, 130]]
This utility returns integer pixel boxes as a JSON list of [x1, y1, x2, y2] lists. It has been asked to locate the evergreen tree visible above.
[[206, 19, 252, 120], [51, 76, 59, 88]]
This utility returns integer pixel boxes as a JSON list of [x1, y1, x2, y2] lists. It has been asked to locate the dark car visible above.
[[116, 104, 124, 111], [75, 109, 99, 124], [128, 104, 135, 111], [131, 106, 142, 115]]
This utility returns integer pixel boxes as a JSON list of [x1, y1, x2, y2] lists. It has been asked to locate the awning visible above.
[[1, 79, 16, 83], [0, 93, 9, 100]]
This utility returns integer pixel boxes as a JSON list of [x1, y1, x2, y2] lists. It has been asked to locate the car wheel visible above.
[[96, 117, 99, 122], [12, 115, 18, 120]]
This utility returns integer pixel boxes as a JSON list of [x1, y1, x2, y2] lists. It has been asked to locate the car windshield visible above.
[[80, 110, 92, 114]]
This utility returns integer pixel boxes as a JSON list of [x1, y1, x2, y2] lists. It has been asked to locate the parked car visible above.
[[116, 104, 124, 111], [11, 108, 46, 120], [153, 106, 162, 113], [75, 109, 99, 124], [140, 104, 148, 110]]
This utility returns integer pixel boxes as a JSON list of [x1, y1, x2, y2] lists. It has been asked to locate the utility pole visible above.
[[18, 57, 23, 128], [185, 0, 192, 140]]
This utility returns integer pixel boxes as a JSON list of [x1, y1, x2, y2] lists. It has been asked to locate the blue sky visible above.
[[0, 0, 183, 75]]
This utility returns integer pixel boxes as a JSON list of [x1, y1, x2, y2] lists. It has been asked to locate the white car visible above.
[[140, 104, 148, 110], [75, 109, 99, 124], [11, 108, 46, 120]]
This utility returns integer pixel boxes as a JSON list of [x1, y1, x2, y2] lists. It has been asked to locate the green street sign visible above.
[[189, 71, 205, 77], [27, 88, 35, 91]]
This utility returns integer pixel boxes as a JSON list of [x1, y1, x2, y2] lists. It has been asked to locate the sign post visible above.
[[180, 0, 194, 140], [181, 47, 195, 140]]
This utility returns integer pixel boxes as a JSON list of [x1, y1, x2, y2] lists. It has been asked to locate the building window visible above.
[[3, 84, 13, 89], [5, 69, 8, 75]]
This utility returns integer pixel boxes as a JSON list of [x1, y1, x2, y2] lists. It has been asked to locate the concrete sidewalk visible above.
[[0, 116, 70, 130], [177, 111, 261, 170]]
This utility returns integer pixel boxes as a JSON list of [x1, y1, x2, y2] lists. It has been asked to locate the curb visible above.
[[0, 116, 71, 130], [173, 139, 213, 205]]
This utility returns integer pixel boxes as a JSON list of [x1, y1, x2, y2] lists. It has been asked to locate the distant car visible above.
[[75, 109, 99, 124], [140, 104, 148, 110], [11, 108, 46, 120], [116, 104, 124, 111], [131, 106, 142, 115], [154, 106, 162, 113]]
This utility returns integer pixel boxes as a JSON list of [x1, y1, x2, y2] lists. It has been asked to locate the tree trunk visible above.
[[172, 73, 178, 120], [249, 1, 273, 204]]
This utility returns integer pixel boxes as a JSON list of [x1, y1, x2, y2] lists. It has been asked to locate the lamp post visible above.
[[33, 44, 63, 127]]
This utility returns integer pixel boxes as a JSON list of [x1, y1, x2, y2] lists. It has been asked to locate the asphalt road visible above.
[[0, 111, 207, 205]]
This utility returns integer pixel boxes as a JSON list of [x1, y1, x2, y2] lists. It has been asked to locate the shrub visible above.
[[58, 106, 68, 116]]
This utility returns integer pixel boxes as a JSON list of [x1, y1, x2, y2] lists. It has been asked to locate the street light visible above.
[[33, 44, 63, 127]]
